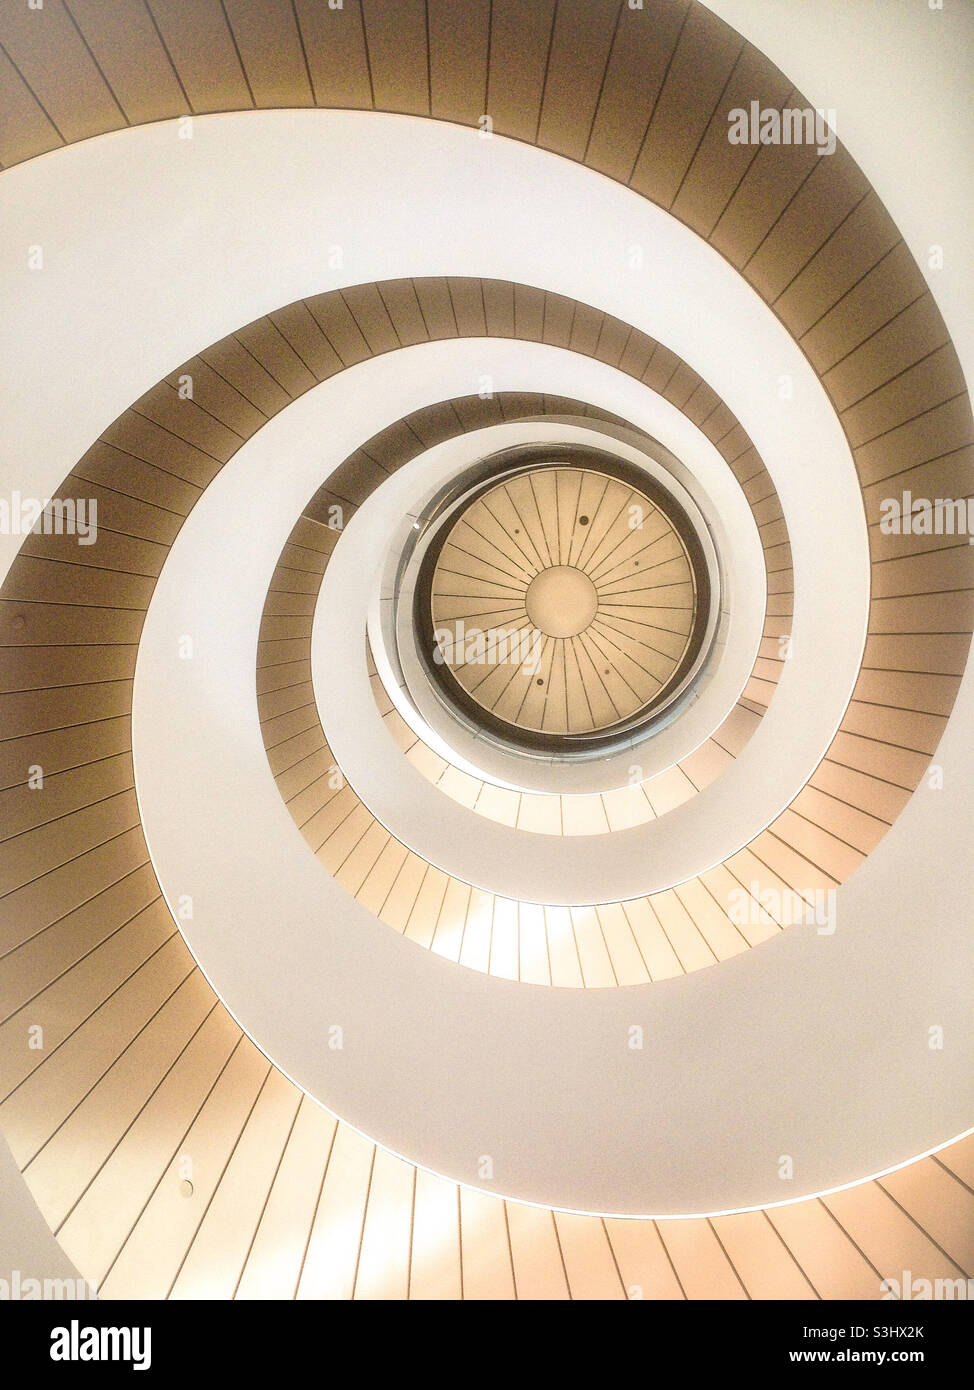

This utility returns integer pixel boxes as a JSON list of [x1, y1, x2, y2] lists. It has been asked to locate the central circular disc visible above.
[[422, 460, 708, 745], [525, 565, 599, 638]]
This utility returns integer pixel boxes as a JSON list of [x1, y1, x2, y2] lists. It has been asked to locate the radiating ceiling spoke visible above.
[[428, 466, 702, 736]]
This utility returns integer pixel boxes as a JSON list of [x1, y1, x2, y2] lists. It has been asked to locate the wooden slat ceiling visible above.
[[246, 333, 947, 1000], [258, 387, 782, 988], [1, 0, 966, 761], [429, 467, 699, 737], [270, 383, 772, 859], [1, 1, 972, 1298], [0, 270, 965, 1021], [6, 942, 974, 1298]]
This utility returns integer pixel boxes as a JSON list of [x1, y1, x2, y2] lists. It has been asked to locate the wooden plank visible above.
[[746, 145, 869, 303], [0, 45, 63, 165], [103, 410, 223, 489], [340, 283, 400, 354], [585, 0, 689, 182], [377, 280, 430, 347], [413, 279, 459, 340], [170, 1067, 302, 1298], [293, 0, 372, 109], [0, 0, 124, 143], [0, 931, 192, 1165], [297, 1123, 373, 1299], [800, 242, 927, 373], [234, 319, 318, 397], [98, 1039, 270, 1299], [554, 1211, 626, 1299], [409, 1169, 461, 1299], [146, 0, 254, 113], [170, 352, 269, 438], [855, 395, 972, 488], [485, 0, 556, 143], [842, 345, 966, 450], [222, 0, 313, 107], [428, 0, 489, 127], [0, 751, 134, 843], [537, 0, 620, 161], [0, 825, 149, 963], [56, 1007, 240, 1287], [671, 43, 792, 237], [360, 0, 428, 116], [25, 971, 216, 1231], [67, 0, 187, 124], [269, 302, 345, 381], [630, 4, 744, 206], [775, 191, 900, 337], [73, 442, 201, 516], [710, 88, 819, 268], [235, 1096, 336, 1300], [657, 1218, 748, 1300], [0, 862, 157, 1021]]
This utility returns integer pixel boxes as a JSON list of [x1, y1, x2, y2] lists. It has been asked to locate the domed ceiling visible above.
[[0, 0, 972, 1320], [425, 459, 708, 742]]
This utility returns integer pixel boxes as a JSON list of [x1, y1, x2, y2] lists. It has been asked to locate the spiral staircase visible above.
[[1, 0, 972, 1301]]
